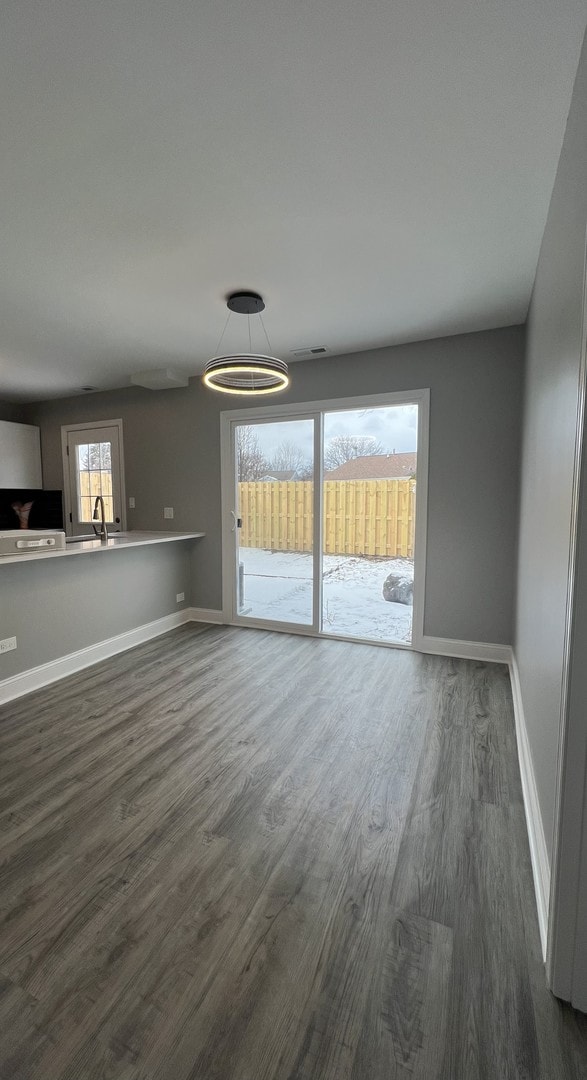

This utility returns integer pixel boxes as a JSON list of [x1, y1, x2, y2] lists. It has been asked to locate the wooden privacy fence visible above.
[[238, 479, 416, 558], [78, 469, 113, 522]]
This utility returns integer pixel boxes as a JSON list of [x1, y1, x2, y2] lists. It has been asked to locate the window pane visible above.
[[77, 444, 90, 470], [236, 419, 314, 625], [321, 404, 417, 644], [99, 442, 112, 469], [78, 496, 93, 522], [74, 438, 115, 524]]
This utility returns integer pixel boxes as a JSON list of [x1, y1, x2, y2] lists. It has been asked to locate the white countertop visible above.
[[0, 531, 204, 566]]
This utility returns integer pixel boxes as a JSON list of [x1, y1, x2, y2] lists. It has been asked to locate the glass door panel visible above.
[[65, 423, 124, 536], [321, 404, 418, 644], [234, 418, 314, 625], [75, 441, 114, 523]]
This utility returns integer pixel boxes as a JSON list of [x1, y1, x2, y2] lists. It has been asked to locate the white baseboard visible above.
[[186, 607, 224, 624], [419, 637, 550, 959], [0, 609, 193, 705], [509, 652, 550, 961], [1, 624, 506, 705], [418, 635, 513, 665]]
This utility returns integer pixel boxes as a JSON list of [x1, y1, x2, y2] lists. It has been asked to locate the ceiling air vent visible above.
[[291, 346, 328, 357]]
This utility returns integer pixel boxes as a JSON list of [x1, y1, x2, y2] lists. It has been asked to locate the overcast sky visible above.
[[247, 404, 418, 462]]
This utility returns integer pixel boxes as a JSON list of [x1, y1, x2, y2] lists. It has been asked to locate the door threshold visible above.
[[228, 616, 413, 651]]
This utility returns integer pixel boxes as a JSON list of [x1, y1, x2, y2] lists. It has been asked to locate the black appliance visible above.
[[0, 489, 64, 531]]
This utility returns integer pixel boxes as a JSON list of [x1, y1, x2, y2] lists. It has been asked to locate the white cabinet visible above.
[[0, 421, 42, 487]]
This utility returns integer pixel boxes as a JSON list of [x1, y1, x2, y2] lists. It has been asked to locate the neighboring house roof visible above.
[[324, 453, 417, 480], [258, 470, 300, 482]]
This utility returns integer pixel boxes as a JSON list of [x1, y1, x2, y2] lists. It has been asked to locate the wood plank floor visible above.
[[1, 623, 586, 1079]]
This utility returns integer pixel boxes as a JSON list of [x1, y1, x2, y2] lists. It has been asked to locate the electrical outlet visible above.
[[164, 507, 174, 519], [176, 592, 185, 603], [128, 496, 135, 509], [0, 636, 17, 654]]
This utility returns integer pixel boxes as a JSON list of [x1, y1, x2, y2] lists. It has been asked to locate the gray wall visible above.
[[515, 31, 587, 864], [0, 542, 193, 679], [0, 401, 25, 422], [25, 324, 524, 645], [561, 416, 587, 1005], [516, 31, 587, 1006]]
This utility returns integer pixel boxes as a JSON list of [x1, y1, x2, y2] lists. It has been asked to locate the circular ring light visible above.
[[202, 354, 289, 395], [202, 292, 289, 395]]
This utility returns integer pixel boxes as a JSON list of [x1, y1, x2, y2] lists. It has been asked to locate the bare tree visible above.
[[267, 440, 312, 478], [78, 442, 111, 471], [236, 426, 268, 481], [323, 435, 385, 470]]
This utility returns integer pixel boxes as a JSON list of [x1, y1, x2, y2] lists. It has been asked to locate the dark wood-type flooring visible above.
[[1, 623, 587, 1079]]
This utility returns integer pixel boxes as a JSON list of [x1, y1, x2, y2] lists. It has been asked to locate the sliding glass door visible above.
[[321, 404, 417, 644], [234, 417, 316, 627], [223, 391, 426, 648]]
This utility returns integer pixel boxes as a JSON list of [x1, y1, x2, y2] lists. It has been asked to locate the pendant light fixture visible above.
[[202, 292, 289, 395]]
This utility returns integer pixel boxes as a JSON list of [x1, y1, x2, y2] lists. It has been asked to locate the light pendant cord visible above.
[[214, 310, 231, 355], [259, 312, 273, 353]]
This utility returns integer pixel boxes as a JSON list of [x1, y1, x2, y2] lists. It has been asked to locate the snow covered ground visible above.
[[238, 547, 414, 643]]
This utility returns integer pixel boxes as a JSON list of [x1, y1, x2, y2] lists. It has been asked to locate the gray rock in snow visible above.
[[382, 572, 413, 605]]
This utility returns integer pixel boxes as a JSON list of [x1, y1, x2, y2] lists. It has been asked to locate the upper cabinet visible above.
[[0, 421, 42, 488]]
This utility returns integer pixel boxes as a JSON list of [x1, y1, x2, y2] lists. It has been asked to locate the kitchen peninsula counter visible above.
[[0, 531, 204, 567], [0, 532, 207, 690]]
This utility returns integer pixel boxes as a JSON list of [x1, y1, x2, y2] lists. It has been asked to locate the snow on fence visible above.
[[238, 478, 416, 558]]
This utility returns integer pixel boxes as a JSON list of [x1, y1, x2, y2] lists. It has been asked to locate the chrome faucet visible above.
[[92, 496, 109, 543]]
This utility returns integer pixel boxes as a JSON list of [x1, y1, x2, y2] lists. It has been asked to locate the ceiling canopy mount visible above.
[[226, 291, 265, 316]]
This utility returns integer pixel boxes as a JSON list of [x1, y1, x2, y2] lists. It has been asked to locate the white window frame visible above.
[[220, 388, 429, 652], [61, 418, 127, 536]]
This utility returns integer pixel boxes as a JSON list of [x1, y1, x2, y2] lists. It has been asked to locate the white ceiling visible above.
[[0, 0, 585, 402]]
